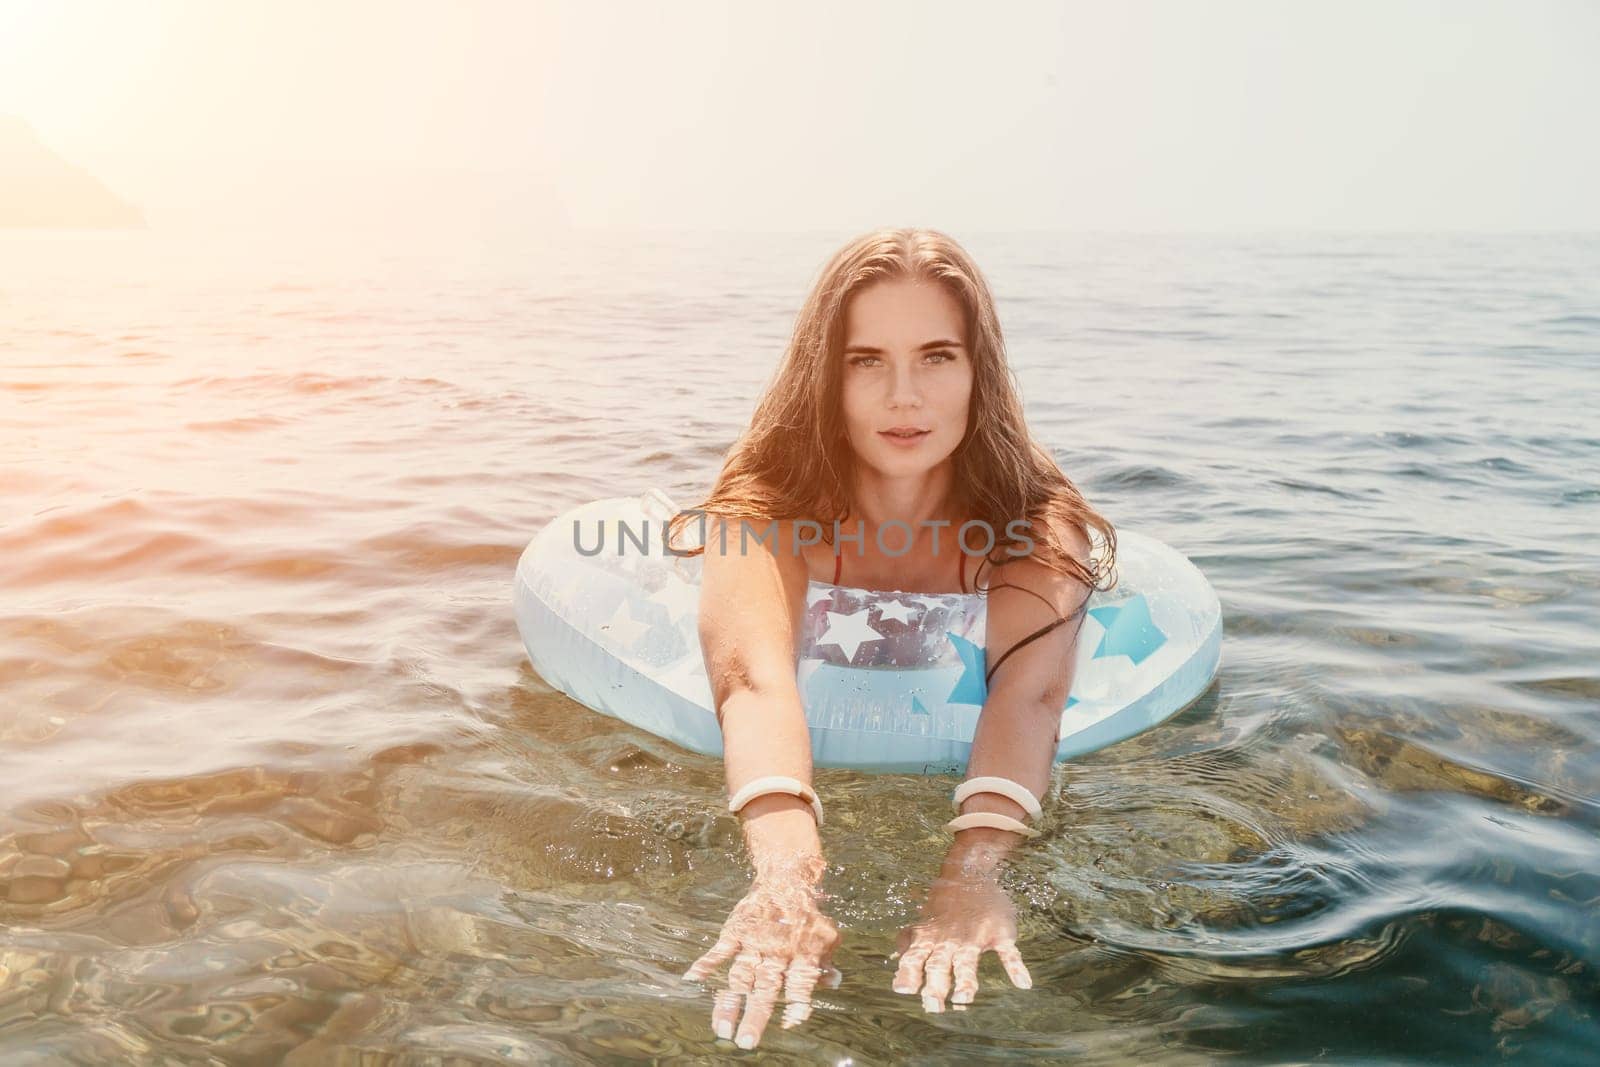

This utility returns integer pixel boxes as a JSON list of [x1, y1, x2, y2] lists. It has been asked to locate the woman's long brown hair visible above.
[[666, 226, 1117, 594]]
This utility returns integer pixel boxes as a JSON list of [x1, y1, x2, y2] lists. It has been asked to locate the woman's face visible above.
[[839, 276, 974, 481]]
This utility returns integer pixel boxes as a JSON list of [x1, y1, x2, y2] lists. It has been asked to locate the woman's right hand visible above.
[[681, 865, 843, 1049]]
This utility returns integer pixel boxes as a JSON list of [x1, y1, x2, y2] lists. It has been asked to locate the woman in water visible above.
[[668, 227, 1116, 1049]]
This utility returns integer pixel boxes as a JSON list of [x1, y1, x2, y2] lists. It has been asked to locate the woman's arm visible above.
[[698, 515, 822, 878], [689, 517, 842, 1048], [952, 521, 1094, 872], [891, 529, 1092, 1013]]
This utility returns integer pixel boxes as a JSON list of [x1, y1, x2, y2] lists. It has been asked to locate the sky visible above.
[[1, 0, 1596, 233]]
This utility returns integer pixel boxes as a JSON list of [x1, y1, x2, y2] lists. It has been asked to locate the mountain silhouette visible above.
[[0, 115, 144, 228]]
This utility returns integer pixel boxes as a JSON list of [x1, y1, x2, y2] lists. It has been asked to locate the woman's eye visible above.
[[847, 351, 955, 368]]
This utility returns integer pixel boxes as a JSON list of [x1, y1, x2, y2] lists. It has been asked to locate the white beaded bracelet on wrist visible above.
[[945, 811, 1041, 838], [945, 775, 1043, 839], [727, 775, 824, 827]]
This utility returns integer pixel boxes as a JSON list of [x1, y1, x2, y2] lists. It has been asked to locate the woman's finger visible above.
[[711, 987, 744, 1042], [892, 941, 932, 995], [682, 934, 738, 982], [734, 956, 788, 1049], [779, 958, 825, 1030], [726, 949, 761, 994], [920, 944, 956, 1013], [949, 945, 982, 1005], [782, 959, 823, 1006], [994, 939, 1032, 990], [780, 998, 814, 1029], [711, 950, 761, 1041]]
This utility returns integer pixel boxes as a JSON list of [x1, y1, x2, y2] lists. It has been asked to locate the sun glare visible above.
[[0, 1, 166, 141]]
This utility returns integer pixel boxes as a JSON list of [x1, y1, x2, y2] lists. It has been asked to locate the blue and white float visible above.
[[513, 490, 1222, 773]]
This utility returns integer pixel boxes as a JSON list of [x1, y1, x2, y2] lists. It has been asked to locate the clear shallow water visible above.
[[1, 226, 1596, 1063]]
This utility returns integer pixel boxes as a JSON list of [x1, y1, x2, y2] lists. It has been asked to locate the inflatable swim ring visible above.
[[513, 490, 1222, 773]]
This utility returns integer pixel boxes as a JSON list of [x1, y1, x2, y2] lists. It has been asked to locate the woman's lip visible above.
[[879, 429, 931, 447]]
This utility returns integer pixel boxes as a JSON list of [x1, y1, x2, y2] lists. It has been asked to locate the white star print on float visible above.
[[600, 599, 651, 651], [817, 608, 884, 663], [554, 572, 585, 606], [646, 573, 699, 625], [910, 593, 956, 611], [807, 583, 835, 607], [874, 598, 917, 625]]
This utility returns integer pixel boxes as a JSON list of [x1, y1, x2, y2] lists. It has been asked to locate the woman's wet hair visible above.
[[668, 226, 1117, 594]]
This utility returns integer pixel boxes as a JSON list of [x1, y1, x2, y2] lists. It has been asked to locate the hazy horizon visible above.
[[2, 0, 1597, 235]]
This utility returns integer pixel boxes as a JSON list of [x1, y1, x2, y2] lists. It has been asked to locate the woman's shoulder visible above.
[[1044, 513, 1093, 567], [702, 512, 808, 547], [986, 512, 1093, 601], [702, 513, 818, 579]]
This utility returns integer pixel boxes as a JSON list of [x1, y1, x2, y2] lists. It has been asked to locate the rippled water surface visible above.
[[2, 227, 1596, 1063]]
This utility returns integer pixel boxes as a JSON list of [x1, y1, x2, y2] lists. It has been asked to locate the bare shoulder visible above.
[[703, 513, 801, 557], [987, 514, 1093, 616], [701, 513, 809, 583]]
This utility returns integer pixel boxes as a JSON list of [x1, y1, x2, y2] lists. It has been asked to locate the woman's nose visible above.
[[887, 364, 922, 408]]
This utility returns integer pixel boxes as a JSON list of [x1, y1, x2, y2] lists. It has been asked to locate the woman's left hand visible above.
[[891, 864, 1032, 1011]]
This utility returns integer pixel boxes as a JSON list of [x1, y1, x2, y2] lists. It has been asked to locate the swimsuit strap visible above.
[[959, 550, 968, 593], [983, 582, 1091, 687], [833, 550, 841, 585]]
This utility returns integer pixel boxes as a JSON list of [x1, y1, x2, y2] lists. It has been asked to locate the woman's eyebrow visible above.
[[842, 339, 964, 354]]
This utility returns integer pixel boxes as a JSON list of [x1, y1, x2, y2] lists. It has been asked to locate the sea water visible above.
[[1, 225, 1595, 1062]]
